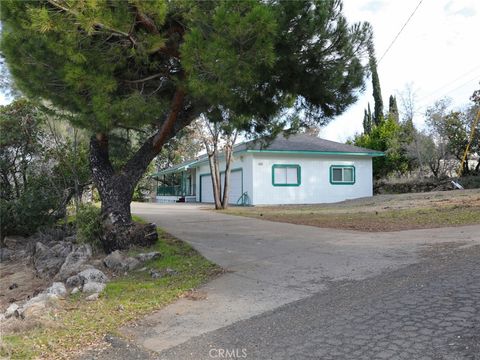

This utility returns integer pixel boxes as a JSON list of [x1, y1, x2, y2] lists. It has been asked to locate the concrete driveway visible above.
[[125, 202, 480, 356]]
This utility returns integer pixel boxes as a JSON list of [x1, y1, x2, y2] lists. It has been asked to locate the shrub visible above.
[[76, 204, 103, 248]]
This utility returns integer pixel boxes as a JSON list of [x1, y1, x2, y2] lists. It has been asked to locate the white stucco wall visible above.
[[194, 152, 373, 205], [249, 153, 373, 205]]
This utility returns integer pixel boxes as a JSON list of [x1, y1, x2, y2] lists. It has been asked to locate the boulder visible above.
[[0, 248, 13, 262], [33, 241, 73, 278], [86, 293, 99, 301], [45, 282, 67, 298], [55, 244, 93, 281], [77, 268, 108, 284], [71, 287, 80, 295], [20, 293, 59, 318], [3, 235, 27, 249], [136, 251, 161, 263], [66, 274, 82, 288], [4, 303, 19, 319], [82, 281, 106, 294], [103, 250, 140, 272]]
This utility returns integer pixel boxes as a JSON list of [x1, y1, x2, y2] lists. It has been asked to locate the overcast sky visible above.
[[321, 0, 480, 142], [1, 0, 479, 143]]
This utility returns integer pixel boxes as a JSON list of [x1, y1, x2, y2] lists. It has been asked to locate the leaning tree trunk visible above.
[[89, 134, 158, 253], [89, 89, 191, 253]]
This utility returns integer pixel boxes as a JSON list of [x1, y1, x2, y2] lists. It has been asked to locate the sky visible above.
[[1, 0, 479, 143], [320, 0, 480, 142]]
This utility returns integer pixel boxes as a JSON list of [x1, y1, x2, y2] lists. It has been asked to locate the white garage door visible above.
[[200, 169, 243, 204], [200, 174, 214, 203]]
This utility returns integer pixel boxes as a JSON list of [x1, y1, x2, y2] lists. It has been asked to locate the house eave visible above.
[[153, 149, 384, 176]]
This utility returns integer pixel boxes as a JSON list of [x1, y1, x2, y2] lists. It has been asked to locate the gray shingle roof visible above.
[[234, 133, 383, 154]]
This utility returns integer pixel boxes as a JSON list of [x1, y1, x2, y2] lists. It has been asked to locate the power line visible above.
[[416, 76, 479, 112], [378, 0, 425, 63], [417, 65, 480, 102]]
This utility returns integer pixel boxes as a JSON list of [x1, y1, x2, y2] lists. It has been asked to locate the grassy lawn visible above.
[[0, 219, 221, 359], [223, 189, 480, 232]]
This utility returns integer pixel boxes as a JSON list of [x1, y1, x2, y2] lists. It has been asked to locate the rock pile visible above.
[[1, 228, 162, 325]]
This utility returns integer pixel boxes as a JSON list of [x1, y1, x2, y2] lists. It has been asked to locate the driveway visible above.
[[119, 203, 480, 358]]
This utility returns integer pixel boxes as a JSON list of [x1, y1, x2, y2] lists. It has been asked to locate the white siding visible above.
[[250, 153, 373, 205], [194, 153, 373, 205]]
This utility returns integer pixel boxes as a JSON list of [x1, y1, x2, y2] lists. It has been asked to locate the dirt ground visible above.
[[224, 189, 480, 232], [0, 258, 49, 312]]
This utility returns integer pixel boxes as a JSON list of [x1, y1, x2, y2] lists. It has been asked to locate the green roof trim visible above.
[[244, 149, 384, 157]]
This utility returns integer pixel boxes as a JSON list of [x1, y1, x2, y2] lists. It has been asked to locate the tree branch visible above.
[[47, 0, 136, 45], [124, 73, 163, 84]]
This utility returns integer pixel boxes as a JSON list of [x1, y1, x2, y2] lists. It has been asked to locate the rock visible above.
[[103, 250, 140, 272], [82, 281, 106, 294], [9, 283, 18, 290], [71, 287, 80, 295], [22, 302, 47, 318], [55, 244, 93, 281], [20, 293, 59, 318], [4, 303, 19, 319], [45, 282, 67, 298], [33, 241, 73, 278], [165, 268, 178, 276], [3, 235, 27, 249], [77, 268, 108, 284], [66, 274, 82, 288], [85, 293, 99, 301], [33, 227, 72, 244], [150, 269, 163, 279], [150, 268, 178, 279], [90, 259, 104, 268], [0, 248, 14, 262], [136, 252, 161, 263]]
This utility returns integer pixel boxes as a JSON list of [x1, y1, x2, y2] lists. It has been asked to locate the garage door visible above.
[[200, 169, 243, 204]]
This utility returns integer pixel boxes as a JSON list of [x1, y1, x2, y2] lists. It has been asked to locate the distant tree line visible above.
[[352, 46, 479, 181]]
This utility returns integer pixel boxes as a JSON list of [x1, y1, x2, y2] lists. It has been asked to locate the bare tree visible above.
[[196, 113, 239, 210]]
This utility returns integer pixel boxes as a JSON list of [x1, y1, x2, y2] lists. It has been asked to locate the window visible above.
[[330, 165, 355, 184], [272, 164, 301, 186]]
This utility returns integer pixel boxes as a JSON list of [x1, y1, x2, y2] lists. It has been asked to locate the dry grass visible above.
[[223, 189, 480, 232]]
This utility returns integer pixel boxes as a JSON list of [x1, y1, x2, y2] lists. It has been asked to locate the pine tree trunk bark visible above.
[[89, 134, 158, 253], [88, 88, 192, 252]]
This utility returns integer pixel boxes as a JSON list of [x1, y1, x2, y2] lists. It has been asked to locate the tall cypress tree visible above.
[[388, 95, 400, 123], [367, 39, 383, 126], [363, 103, 373, 134]]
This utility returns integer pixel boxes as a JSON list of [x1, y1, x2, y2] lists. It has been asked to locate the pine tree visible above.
[[1, 0, 373, 251]]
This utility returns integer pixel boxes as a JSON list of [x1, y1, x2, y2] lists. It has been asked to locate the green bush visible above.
[[76, 204, 103, 248]]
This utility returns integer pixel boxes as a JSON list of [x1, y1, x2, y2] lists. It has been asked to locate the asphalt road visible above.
[[81, 203, 480, 360], [82, 241, 480, 360], [159, 242, 480, 360]]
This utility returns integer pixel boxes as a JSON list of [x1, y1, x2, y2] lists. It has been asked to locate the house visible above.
[[151, 133, 383, 205]]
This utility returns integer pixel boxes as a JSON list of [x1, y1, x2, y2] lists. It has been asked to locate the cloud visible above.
[[444, 0, 476, 17], [360, 0, 386, 13]]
